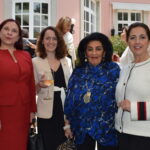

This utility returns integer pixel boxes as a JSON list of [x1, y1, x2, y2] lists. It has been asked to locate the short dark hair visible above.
[[126, 22, 150, 41], [36, 26, 67, 59], [77, 32, 113, 67], [0, 18, 23, 50]]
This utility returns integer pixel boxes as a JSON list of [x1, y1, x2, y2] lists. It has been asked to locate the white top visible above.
[[115, 58, 150, 137], [63, 32, 76, 68]]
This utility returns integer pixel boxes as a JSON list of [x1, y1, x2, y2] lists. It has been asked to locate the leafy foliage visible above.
[[110, 35, 127, 56]]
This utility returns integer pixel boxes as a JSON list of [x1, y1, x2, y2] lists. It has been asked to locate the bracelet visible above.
[[63, 124, 70, 130]]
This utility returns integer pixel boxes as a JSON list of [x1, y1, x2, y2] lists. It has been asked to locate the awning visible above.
[[112, 2, 150, 11]]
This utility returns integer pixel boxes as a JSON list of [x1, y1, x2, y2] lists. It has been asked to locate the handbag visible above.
[[57, 138, 77, 150], [28, 119, 44, 150]]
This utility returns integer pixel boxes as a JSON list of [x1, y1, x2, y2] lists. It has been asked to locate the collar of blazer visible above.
[[32, 56, 72, 86]]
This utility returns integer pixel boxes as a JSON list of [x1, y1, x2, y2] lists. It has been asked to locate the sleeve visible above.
[[28, 57, 37, 112], [64, 69, 77, 120], [106, 63, 120, 100], [32, 59, 40, 85], [131, 101, 150, 121], [103, 63, 120, 113], [67, 57, 73, 75]]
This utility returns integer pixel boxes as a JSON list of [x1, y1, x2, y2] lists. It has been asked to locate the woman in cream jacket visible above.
[[32, 26, 72, 150]]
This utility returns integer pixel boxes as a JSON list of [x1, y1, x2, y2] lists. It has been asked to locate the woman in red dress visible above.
[[0, 19, 36, 150]]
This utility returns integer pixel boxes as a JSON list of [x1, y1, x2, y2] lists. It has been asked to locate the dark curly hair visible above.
[[77, 32, 113, 67], [36, 26, 68, 59]]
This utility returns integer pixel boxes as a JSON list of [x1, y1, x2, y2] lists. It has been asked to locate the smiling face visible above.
[[127, 27, 150, 58], [85, 40, 105, 66], [0, 21, 19, 49], [42, 29, 58, 54]]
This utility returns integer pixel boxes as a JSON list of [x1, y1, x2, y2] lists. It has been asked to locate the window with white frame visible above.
[[84, 0, 96, 36], [117, 11, 142, 35], [13, 0, 50, 39]]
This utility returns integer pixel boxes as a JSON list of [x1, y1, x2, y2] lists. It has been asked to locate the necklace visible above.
[[83, 67, 94, 104], [83, 89, 91, 103]]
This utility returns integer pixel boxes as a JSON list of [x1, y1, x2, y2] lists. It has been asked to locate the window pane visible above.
[[91, 1, 95, 11], [34, 27, 40, 38], [86, 12, 89, 21], [91, 24, 94, 32], [131, 13, 135, 21], [123, 24, 128, 28], [124, 13, 128, 21], [86, 22, 89, 32], [118, 13, 122, 20], [136, 13, 141, 21], [91, 14, 94, 23], [42, 15, 48, 26], [34, 15, 40, 26], [85, 0, 89, 7], [118, 24, 123, 33], [15, 15, 21, 25], [15, 3, 21, 13], [34, 3, 40, 13], [23, 15, 29, 25], [23, 3, 29, 13], [42, 3, 48, 14]]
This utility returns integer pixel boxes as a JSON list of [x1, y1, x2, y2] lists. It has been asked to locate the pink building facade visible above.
[[0, 0, 150, 47]]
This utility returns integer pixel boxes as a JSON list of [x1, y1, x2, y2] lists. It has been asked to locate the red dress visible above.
[[0, 50, 36, 150]]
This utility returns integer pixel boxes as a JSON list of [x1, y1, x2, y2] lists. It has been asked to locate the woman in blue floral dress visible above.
[[64, 32, 120, 150]]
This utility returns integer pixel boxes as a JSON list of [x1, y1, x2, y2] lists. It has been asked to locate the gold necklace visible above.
[[83, 89, 91, 103], [83, 67, 94, 104]]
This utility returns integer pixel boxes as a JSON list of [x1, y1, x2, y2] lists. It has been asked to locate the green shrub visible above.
[[110, 35, 127, 56]]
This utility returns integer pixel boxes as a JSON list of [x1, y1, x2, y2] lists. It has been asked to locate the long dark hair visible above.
[[36, 26, 67, 59], [0, 18, 23, 50]]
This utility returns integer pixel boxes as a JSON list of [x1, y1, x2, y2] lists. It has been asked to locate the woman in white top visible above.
[[115, 22, 150, 150], [56, 16, 76, 68]]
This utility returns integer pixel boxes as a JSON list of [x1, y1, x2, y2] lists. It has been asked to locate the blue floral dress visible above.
[[64, 62, 120, 146]]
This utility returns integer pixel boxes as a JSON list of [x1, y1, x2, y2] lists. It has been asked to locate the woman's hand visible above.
[[36, 74, 49, 92], [118, 99, 131, 112], [64, 128, 73, 139], [64, 119, 73, 138]]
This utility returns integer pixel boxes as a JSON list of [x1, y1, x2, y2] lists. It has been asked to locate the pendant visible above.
[[83, 91, 91, 103]]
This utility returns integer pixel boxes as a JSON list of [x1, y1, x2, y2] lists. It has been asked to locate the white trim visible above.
[[131, 101, 138, 121], [112, 2, 150, 11], [146, 101, 150, 120]]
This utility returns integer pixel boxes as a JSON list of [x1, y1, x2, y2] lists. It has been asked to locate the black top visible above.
[[52, 64, 66, 121]]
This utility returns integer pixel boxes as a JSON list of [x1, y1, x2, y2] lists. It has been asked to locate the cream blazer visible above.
[[32, 56, 72, 119]]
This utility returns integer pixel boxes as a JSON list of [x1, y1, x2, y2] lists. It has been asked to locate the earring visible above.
[[85, 56, 87, 62]]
